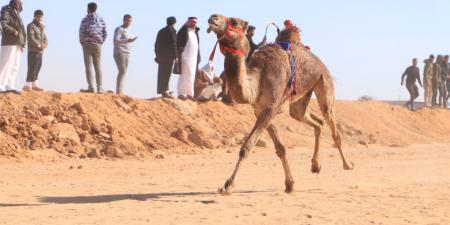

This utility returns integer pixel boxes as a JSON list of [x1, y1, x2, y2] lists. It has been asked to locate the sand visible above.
[[1, 143, 450, 225]]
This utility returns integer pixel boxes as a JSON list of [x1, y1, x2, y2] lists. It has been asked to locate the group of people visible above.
[[0, 1, 277, 101], [401, 55, 450, 111]]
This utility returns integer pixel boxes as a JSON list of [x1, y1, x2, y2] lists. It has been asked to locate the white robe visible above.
[[0, 46, 22, 91], [177, 27, 198, 96]]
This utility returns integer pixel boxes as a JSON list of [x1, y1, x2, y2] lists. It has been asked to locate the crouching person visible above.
[[194, 63, 223, 101], [23, 9, 47, 91]]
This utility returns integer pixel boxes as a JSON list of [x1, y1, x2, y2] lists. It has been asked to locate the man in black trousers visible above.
[[154, 16, 177, 98]]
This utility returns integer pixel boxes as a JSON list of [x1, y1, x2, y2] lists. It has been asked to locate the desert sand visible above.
[[1, 92, 450, 224], [1, 143, 450, 225]]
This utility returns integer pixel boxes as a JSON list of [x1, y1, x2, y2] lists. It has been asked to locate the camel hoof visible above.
[[343, 161, 355, 170], [218, 187, 232, 196], [284, 181, 294, 194], [311, 162, 322, 174]]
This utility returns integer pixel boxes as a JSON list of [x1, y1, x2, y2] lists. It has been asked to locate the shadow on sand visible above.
[[36, 190, 274, 205]]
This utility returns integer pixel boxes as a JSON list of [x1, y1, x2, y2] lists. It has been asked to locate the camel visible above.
[[207, 14, 354, 194]]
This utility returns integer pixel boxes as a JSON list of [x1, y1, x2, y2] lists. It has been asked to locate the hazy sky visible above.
[[7, 0, 449, 100]]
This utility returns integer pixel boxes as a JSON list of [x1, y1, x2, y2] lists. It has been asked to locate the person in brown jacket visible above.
[[23, 9, 47, 91], [423, 55, 434, 108]]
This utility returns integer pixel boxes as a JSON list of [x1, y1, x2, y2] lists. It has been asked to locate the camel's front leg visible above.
[[219, 106, 278, 195], [267, 124, 294, 193]]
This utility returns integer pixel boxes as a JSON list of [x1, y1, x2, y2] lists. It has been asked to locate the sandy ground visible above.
[[1, 144, 450, 225]]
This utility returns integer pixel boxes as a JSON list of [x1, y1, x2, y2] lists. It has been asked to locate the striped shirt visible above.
[[79, 13, 107, 45]]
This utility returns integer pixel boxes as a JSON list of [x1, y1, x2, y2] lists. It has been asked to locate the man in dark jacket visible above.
[[246, 25, 266, 62], [0, 0, 25, 94], [154, 16, 177, 98], [176, 17, 201, 100], [401, 58, 422, 111], [23, 9, 48, 92]]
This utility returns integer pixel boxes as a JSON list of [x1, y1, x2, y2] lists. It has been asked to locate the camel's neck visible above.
[[224, 54, 259, 104]]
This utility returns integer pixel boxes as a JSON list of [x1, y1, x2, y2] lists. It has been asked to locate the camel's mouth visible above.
[[207, 21, 219, 34]]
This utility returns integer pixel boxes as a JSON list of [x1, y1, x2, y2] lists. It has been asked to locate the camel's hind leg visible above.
[[267, 124, 294, 193], [219, 105, 280, 195], [289, 91, 324, 173], [314, 76, 354, 170]]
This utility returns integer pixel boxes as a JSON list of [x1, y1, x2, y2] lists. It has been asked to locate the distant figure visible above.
[[79, 2, 107, 93], [432, 55, 443, 106], [0, 0, 25, 94], [246, 25, 266, 62], [423, 55, 435, 108], [155, 16, 177, 98], [23, 9, 47, 92], [194, 62, 223, 101], [113, 14, 136, 95], [439, 55, 449, 107], [401, 58, 422, 111], [176, 17, 200, 100]]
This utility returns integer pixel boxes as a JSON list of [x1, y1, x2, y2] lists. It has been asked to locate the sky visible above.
[[6, 0, 450, 100]]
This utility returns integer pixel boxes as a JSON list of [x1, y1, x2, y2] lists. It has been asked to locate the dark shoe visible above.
[[178, 95, 187, 100], [80, 88, 95, 93], [162, 92, 174, 99], [6, 90, 21, 95]]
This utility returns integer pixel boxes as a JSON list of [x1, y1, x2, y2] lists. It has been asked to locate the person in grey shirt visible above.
[[113, 14, 136, 94]]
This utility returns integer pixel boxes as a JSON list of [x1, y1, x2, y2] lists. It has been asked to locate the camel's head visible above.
[[276, 26, 301, 44], [208, 14, 250, 56]]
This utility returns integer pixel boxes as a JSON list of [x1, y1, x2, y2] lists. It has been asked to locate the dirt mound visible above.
[[1, 92, 450, 160]]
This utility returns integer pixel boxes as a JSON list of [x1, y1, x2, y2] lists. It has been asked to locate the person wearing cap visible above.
[[23, 9, 48, 92], [155, 16, 178, 98], [246, 25, 266, 62], [0, 0, 26, 94], [176, 17, 200, 100], [113, 14, 137, 95]]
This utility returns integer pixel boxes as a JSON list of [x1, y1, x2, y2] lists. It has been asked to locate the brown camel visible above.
[[207, 14, 354, 194]]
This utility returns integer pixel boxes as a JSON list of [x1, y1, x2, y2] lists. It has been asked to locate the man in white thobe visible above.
[[176, 17, 200, 100], [0, 0, 26, 94]]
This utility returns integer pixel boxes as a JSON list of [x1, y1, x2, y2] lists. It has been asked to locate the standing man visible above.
[[423, 55, 434, 108], [432, 55, 443, 107], [79, 2, 107, 93], [401, 58, 422, 111], [155, 16, 177, 98], [23, 9, 47, 92], [246, 25, 266, 62], [439, 55, 449, 107], [0, 0, 25, 94], [113, 14, 137, 95], [176, 17, 200, 100]]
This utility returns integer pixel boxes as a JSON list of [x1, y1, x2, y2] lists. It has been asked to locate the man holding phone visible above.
[[113, 14, 137, 95]]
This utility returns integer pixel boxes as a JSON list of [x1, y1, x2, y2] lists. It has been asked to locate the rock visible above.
[[98, 132, 111, 140], [53, 123, 81, 145], [287, 126, 296, 132], [77, 165, 83, 169], [38, 106, 52, 116], [171, 128, 189, 143], [87, 149, 100, 158], [103, 147, 124, 158], [155, 154, 165, 159], [256, 139, 267, 148], [70, 102, 87, 114], [43, 116, 56, 123], [358, 140, 368, 146]]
